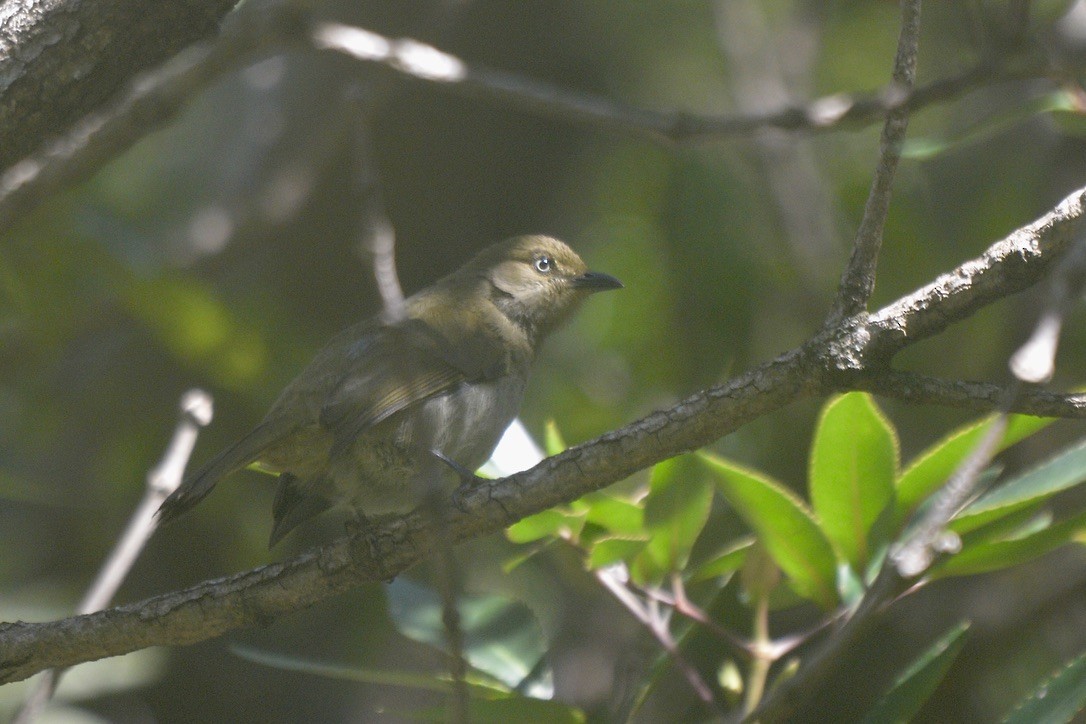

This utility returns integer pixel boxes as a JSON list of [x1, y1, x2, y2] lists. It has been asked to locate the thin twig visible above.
[[12, 390, 212, 723], [745, 563, 907, 723], [655, 575, 753, 655], [827, 0, 922, 323], [890, 400, 1011, 577], [594, 566, 717, 706], [0, 11, 1049, 239], [663, 574, 830, 662], [344, 87, 406, 323], [310, 21, 1038, 145]]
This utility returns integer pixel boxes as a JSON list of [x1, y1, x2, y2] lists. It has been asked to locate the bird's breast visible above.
[[414, 372, 528, 472]]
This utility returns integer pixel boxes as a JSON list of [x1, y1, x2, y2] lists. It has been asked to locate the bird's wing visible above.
[[319, 316, 508, 457]]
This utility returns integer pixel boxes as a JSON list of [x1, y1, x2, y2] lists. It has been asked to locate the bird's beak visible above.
[[571, 271, 624, 291]]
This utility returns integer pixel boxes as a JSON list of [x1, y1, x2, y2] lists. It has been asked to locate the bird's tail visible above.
[[157, 420, 287, 524]]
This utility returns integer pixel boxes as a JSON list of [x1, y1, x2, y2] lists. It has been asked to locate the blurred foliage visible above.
[[5, 0, 1086, 721]]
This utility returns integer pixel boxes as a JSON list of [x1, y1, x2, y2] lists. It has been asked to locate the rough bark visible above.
[[0, 0, 237, 169]]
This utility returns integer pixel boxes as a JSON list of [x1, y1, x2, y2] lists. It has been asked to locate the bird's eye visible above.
[[534, 256, 553, 273]]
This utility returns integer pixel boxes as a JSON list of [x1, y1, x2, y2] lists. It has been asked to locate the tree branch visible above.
[[0, 0, 238, 170], [852, 371, 1086, 417], [0, 10, 1050, 236], [0, 1, 307, 233], [3, 183, 1086, 685], [827, 0, 922, 322], [845, 186, 1086, 366], [313, 21, 1047, 145]]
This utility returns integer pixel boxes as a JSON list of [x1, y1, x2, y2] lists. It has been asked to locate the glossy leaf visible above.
[[587, 537, 649, 569], [386, 580, 548, 691], [935, 508, 1086, 578], [689, 536, 755, 583], [1004, 650, 1086, 724], [895, 413, 1054, 527], [699, 452, 839, 610], [952, 440, 1086, 534], [629, 457, 713, 585], [958, 507, 1051, 549], [583, 496, 645, 536], [507, 509, 585, 544], [809, 393, 898, 570], [860, 621, 970, 724]]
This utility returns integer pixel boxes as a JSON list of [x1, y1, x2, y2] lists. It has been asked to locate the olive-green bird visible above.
[[157, 235, 622, 545]]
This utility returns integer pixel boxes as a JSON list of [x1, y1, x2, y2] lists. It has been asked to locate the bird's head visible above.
[[468, 235, 623, 342]]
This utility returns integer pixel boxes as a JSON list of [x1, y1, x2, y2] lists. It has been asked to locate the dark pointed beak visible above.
[[571, 271, 623, 291]]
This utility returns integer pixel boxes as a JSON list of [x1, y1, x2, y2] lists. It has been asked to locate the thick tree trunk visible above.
[[0, 0, 237, 169]]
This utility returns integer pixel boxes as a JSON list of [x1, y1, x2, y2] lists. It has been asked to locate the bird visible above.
[[157, 235, 622, 546]]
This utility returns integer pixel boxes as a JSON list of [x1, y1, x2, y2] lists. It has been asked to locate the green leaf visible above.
[[1004, 650, 1086, 724], [386, 581, 548, 691], [507, 509, 584, 544], [587, 537, 649, 569], [952, 440, 1086, 534], [689, 536, 755, 583], [583, 496, 645, 536], [740, 540, 781, 601], [231, 644, 500, 694], [809, 393, 898, 570], [935, 508, 1086, 578], [629, 457, 713, 585], [958, 507, 1051, 549], [699, 452, 839, 610], [233, 645, 587, 723], [895, 412, 1054, 527], [860, 621, 970, 724]]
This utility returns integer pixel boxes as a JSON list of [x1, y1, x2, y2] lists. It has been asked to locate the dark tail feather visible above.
[[157, 421, 286, 524], [269, 473, 334, 547]]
